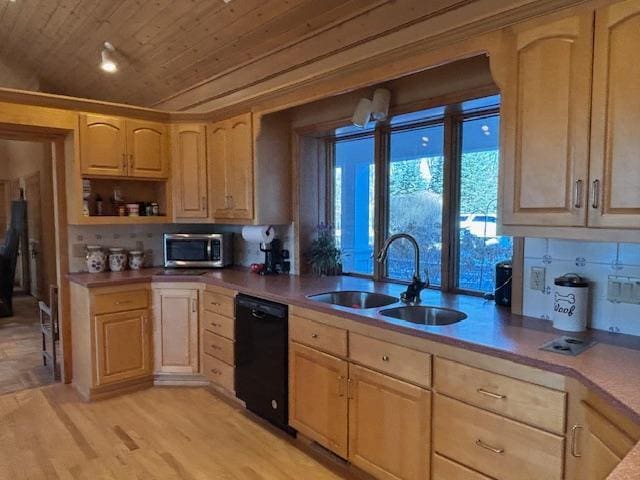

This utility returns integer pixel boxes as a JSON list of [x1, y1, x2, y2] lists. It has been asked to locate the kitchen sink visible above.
[[307, 291, 399, 310], [379, 305, 467, 326]]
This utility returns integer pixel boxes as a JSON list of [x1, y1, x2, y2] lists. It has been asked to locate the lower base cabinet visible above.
[[349, 364, 431, 480], [433, 394, 564, 480], [289, 342, 349, 458], [432, 454, 492, 480], [289, 341, 431, 480], [95, 309, 152, 386]]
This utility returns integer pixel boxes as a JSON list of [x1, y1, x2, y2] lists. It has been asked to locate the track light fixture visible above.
[[351, 88, 391, 128], [100, 42, 118, 73]]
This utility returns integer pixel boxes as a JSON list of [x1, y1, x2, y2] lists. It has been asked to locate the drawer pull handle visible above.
[[571, 425, 583, 458], [114, 300, 132, 305], [311, 333, 318, 339], [477, 388, 506, 400], [382, 355, 390, 362], [210, 322, 221, 328], [210, 369, 221, 375], [210, 344, 221, 350], [210, 302, 221, 307], [475, 439, 504, 454]]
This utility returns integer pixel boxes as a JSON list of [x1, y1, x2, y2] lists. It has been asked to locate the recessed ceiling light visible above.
[[100, 42, 118, 73]]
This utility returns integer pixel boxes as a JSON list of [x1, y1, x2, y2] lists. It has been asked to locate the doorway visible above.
[[0, 137, 60, 394]]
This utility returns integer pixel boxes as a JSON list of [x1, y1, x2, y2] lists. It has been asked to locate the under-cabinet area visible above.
[[67, 272, 640, 480]]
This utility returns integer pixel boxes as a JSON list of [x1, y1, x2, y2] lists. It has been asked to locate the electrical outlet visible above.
[[530, 266, 546, 291], [608, 275, 640, 304]]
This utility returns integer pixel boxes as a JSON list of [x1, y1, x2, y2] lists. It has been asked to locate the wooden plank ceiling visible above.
[[0, 0, 467, 109]]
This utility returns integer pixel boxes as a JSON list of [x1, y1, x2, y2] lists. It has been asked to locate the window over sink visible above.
[[330, 94, 512, 294]]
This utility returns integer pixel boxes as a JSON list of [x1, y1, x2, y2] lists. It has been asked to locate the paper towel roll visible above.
[[242, 225, 274, 243]]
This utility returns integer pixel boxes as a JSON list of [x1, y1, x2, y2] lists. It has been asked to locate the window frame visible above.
[[329, 94, 505, 295]]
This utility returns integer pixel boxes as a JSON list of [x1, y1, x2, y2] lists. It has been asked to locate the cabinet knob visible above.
[[211, 368, 221, 376], [311, 333, 318, 339], [382, 355, 390, 362]]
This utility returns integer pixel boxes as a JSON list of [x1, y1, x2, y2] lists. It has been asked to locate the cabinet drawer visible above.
[[349, 333, 431, 388], [203, 353, 234, 392], [93, 289, 149, 315], [433, 454, 493, 480], [203, 330, 234, 365], [203, 290, 234, 317], [434, 357, 566, 434], [290, 316, 347, 357], [433, 394, 564, 480], [203, 309, 234, 339]]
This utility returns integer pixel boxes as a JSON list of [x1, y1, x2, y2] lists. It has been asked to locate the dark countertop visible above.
[[68, 267, 640, 478]]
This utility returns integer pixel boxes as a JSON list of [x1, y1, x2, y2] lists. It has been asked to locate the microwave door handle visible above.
[[207, 239, 212, 261]]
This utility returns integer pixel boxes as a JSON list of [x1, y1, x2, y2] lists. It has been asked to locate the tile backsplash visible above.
[[67, 223, 294, 273], [523, 238, 640, 336]]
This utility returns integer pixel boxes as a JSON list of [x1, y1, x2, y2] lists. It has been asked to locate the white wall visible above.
[[67, 223, 294, 273], [523, 238, 640, 336]]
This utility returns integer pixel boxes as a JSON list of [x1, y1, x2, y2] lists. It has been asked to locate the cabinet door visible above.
[[348, 364, 431, 480], [80, 114, 127, 177], [573, 401, 636, 480], [588, 1, 640, 228], [126, 119, 169, 178], [227, 113, 254, 220], [208, 113, 254, 221], [208, 119, 229, 218], [172, 124, 208, 219], [501, 13, 593, 227], [289, 342, 348, 458], [94, 309, 151, 386], [153, 289, 199, 375]]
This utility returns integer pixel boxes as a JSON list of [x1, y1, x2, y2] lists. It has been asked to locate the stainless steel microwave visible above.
[[163, 233, 233, 268]]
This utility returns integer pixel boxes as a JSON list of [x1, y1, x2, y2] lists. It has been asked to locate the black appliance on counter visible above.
[[235, 294, 292, 433], [495, 260, 513, 307]]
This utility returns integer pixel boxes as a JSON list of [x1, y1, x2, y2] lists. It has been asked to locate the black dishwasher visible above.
[[235, 294, 291, 433]]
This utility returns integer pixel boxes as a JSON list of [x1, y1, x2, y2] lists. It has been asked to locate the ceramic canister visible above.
[[552, 273, 589, 332], [128, 250, 144, 270], [109, 248, 128, 272], [86, 246, 107, 273]]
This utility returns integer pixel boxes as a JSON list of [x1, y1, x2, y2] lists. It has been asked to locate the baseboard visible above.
[[154, 373, 210, 386]]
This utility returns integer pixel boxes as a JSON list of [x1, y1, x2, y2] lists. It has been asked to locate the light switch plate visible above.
[[607, 275, 640, 304], [530, 266, 546, 291]]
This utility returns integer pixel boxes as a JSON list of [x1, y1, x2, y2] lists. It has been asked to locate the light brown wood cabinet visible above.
[[201, 285, 236, 392], [500, 11, 593, 228], [289, 341, 349, 458], [152, 286, 199, 376], [171, 124, 208, 219], [95, 309, 152, 386], [570, 400, 640, 480], [588, 0, 640, 229], [500, 3, 640, 237], [348, 364, 431, 480], [289, 330, 431, 480], [80, 114, 169, 179], [209, 113, 254, 221], [70, 283, 153, 400]]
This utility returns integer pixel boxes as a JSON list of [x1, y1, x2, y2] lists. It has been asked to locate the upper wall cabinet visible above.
[[172, 124, 209, 219], [209, 113, 255, 221], [500, 3, 640, 239], [172, 111, 291, 225], [588, 0, 640, 229], [80, 114, 169, 179], [500, 12, 593, 228], [79, 114, 127, 177]]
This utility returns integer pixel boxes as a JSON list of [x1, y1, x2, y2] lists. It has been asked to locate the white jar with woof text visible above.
[[552, 273, 589, 332]]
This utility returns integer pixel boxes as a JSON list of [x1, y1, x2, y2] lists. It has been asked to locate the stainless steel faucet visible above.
[[376, 233, 429, 305]]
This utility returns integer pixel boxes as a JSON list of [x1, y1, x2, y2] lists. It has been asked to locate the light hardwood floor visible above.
[[0, 385, 355, 480], [0, 295, 55, 395]]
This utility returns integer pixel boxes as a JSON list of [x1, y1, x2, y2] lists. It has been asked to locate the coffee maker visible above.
[[260, 238, 284, 275]]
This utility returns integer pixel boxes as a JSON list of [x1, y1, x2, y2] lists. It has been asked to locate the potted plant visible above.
[[307, 223, 342, 276]]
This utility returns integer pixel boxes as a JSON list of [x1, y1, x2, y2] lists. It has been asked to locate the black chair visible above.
[[0, 201, 27, 317], [39, 285, 60, 379]]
